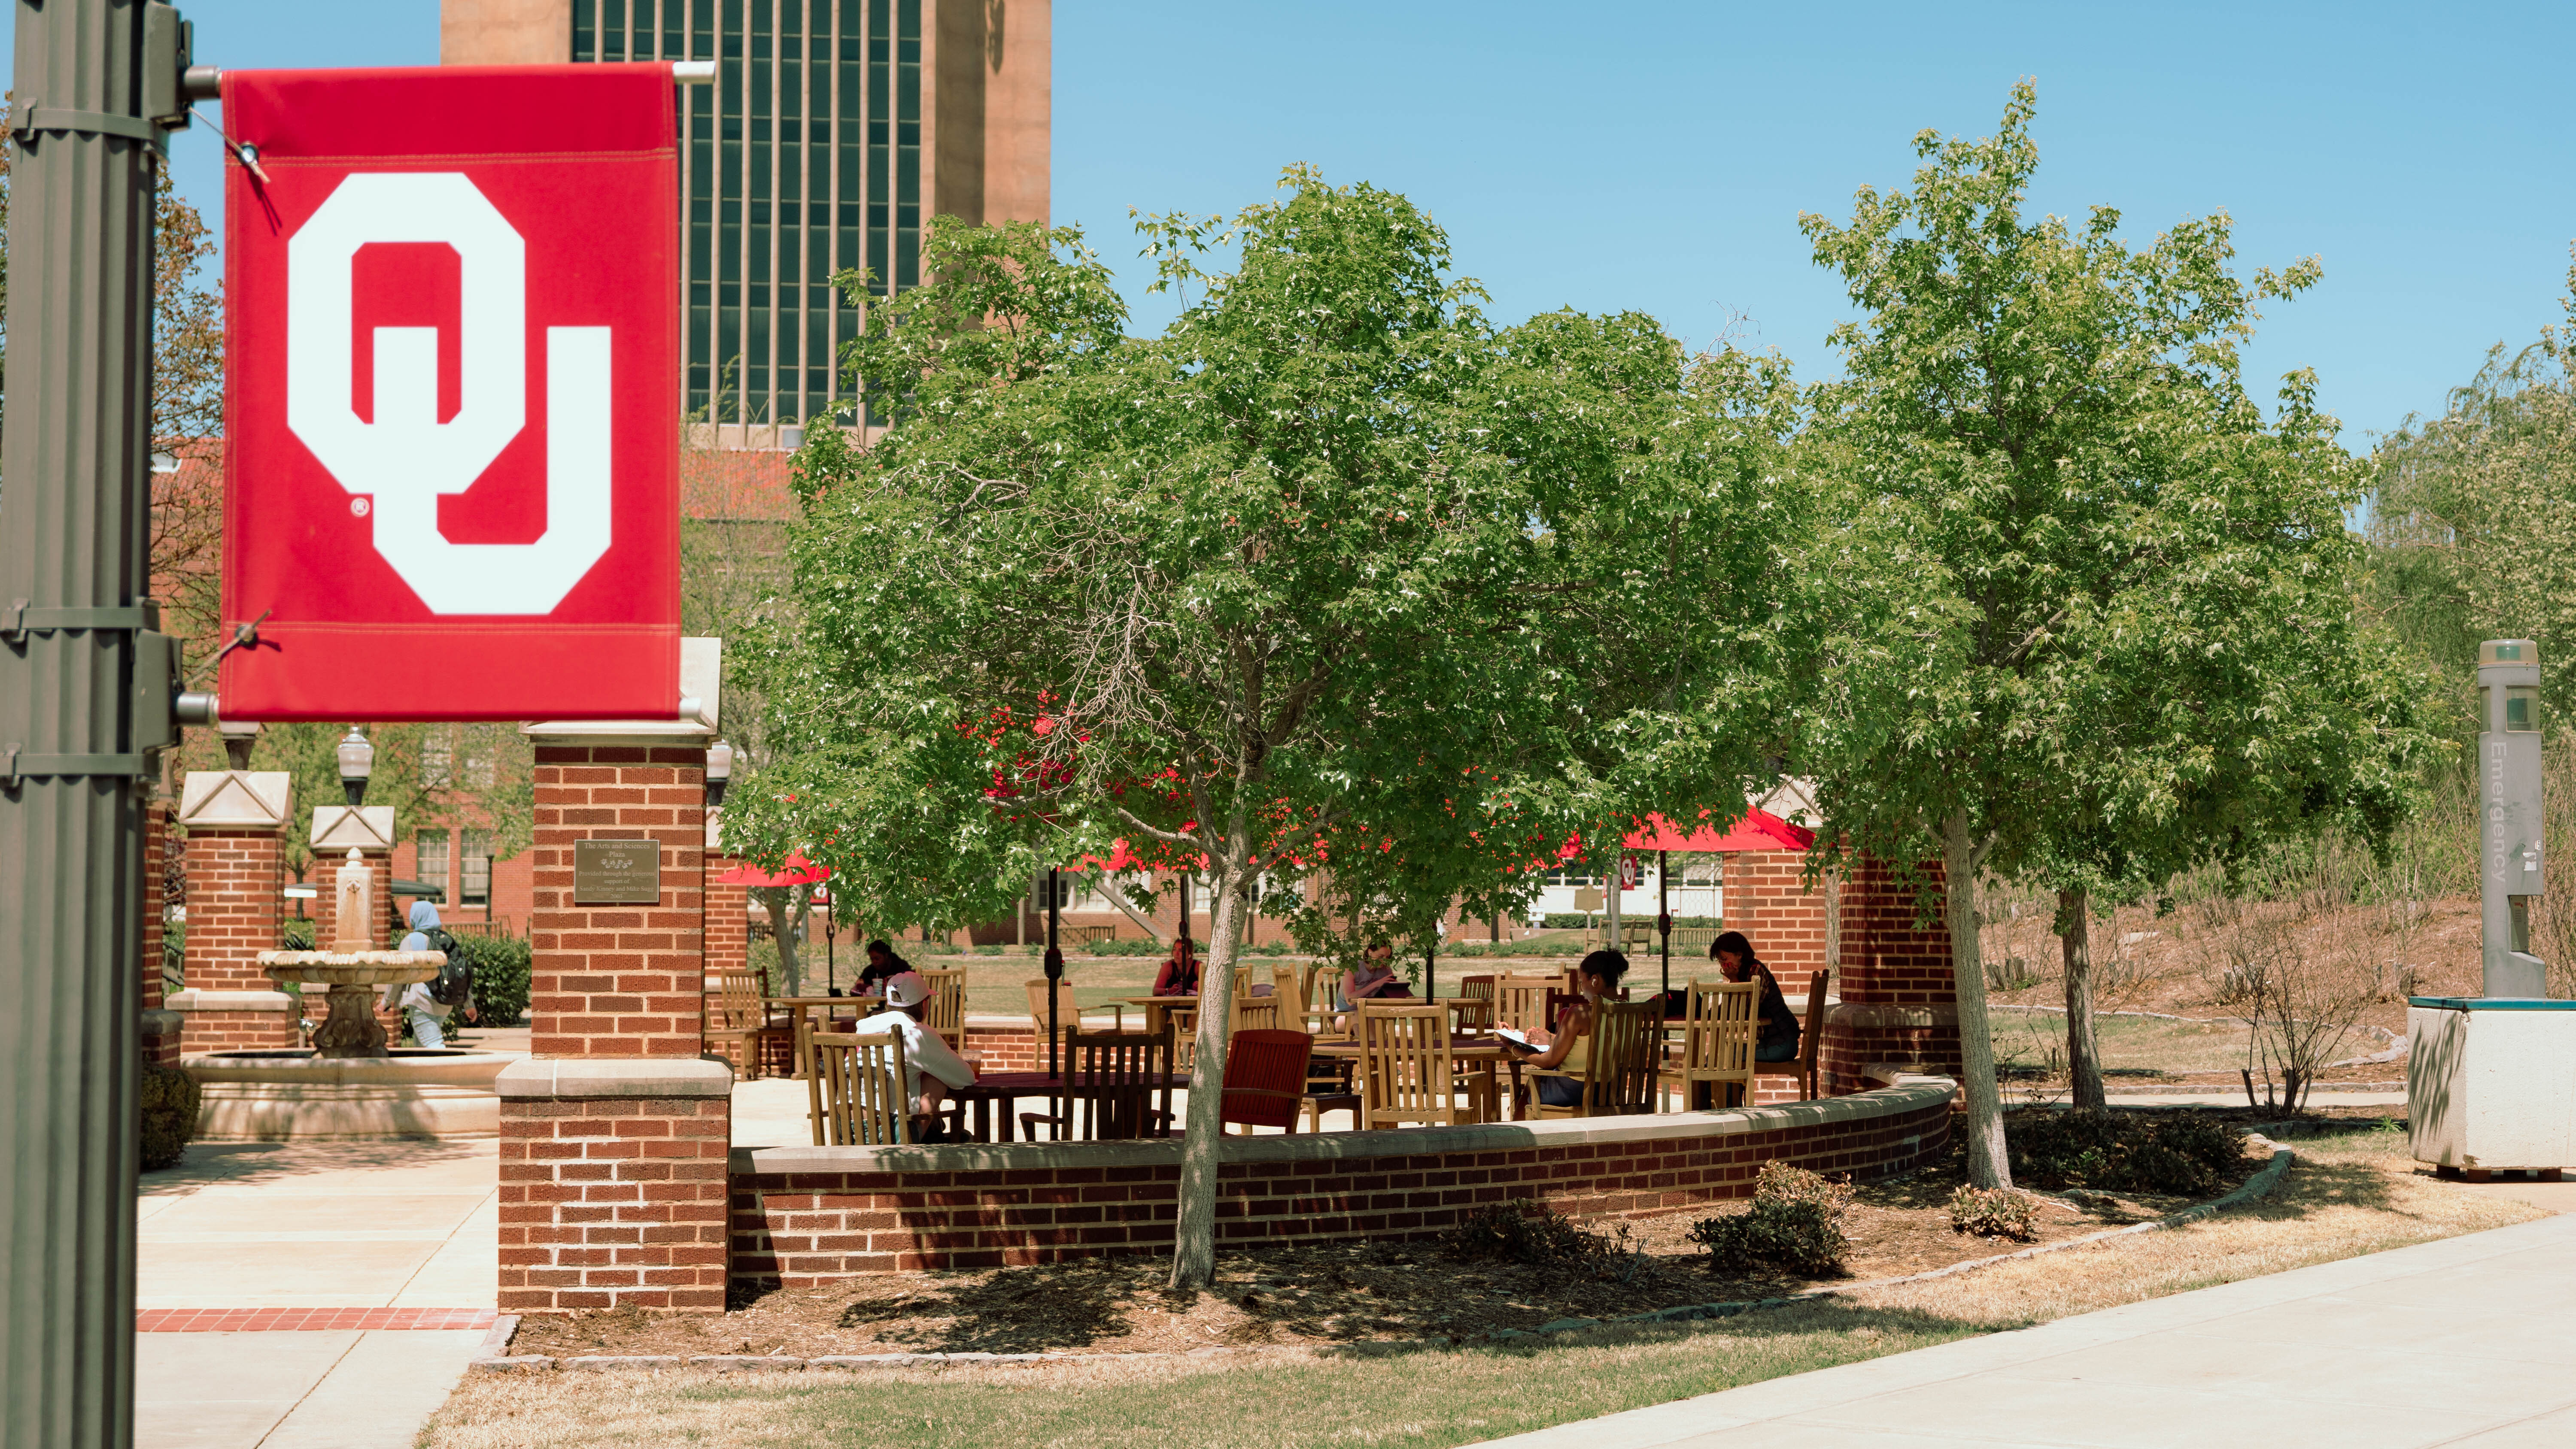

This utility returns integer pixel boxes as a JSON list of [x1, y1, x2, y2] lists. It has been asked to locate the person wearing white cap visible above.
[[852, 970, 978, 1139]]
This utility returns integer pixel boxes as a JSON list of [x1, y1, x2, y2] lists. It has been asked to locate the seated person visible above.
[[850, 971, 978, 1140], [1152, 938, 1202, 997], [1517, 949, 1628, 1109], [1338, 938, 1413, 1010], [855, 939, 911, 994], [1712, 931, 1800, 1062]]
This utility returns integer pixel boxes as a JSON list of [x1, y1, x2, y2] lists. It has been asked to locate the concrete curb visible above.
[[468, 1136, 2299, 1373]]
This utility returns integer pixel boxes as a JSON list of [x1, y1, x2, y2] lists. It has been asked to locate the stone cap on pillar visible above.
[[311, 805, 398, 850], [522, 637, 722, 744], [178, 771, 292, 830], [705, 805, 726, 851]]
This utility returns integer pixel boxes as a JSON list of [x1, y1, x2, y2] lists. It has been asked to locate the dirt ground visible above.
[[511, 1131, 2268, 1361]]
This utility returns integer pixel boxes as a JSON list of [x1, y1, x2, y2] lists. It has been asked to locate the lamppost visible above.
[[1040, 865, 1067, 1076], [217, 711, 261, 772], [704, 738, 732, 808], [2478, 641, 2548, 997], [336, 728, 374, 809]]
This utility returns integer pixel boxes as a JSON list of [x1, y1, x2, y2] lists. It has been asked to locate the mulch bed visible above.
[[512, 1143, 2256, 1360]]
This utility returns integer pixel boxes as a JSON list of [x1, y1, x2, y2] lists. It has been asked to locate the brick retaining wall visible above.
[[726, 1075, 1954, 1283]]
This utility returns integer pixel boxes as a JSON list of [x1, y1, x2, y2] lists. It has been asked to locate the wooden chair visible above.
[[1493, 974, 1559, 1037], [1220, 1029, 1314, 1134], [1529, 1000, 1664, 1119], [916, 966, 968, 1049], [1750, 966, 1831, 1102], [1662, 980, 1758, 1110], [1356, 1003, 1474, 1130], [1025, 978, 1121, 1067], [802, 1020, 910, 1145], [1272, 963, 1299, 1001], [1230, 991, 1284, 1035], [1020, 1027, 1176, 1141], [1301, 963, 1348, 1036], [709, 968, 792, 1081]]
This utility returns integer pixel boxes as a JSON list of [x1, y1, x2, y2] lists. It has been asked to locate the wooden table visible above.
[[765, 994, 879, 1076], [1118, 996, 1200, 1038], [1309, 1033, 1531, 1123], [948, 1069, 1189, 1142]]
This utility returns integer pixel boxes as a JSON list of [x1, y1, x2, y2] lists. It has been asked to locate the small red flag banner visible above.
[[218, 65, 682, 721]]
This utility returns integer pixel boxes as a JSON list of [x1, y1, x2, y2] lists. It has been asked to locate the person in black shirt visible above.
[[1712, 931, 1800, 1062], [856, 939, 911, 993]]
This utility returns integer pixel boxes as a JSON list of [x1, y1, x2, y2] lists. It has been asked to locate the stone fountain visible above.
[[258, 848, 442, 1058]]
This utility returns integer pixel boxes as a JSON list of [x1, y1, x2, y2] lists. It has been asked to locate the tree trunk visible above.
[[1943, 810, 2012, 1189], [2059, 887, 2105, 1110], [1169, 849, 1249, 1291], [750, 884, 808, 996]]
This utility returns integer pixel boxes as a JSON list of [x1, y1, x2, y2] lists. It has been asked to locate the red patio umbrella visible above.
[[714, 851, 828, 887]]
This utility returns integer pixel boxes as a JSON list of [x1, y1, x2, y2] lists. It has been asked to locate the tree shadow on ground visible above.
[[140, 1137, 491, 1192]]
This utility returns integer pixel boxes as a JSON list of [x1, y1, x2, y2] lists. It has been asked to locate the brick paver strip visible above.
[[136, 1308, 498, 1332]]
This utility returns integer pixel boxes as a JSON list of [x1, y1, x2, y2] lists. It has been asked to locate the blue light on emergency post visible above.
[[2476, 640, 2547, 997]]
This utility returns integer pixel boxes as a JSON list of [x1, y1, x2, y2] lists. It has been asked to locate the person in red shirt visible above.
[[1151, 937, 1201, 997]]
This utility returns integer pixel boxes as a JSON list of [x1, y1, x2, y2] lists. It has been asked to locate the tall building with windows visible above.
[[441, 0, 1049, 443]]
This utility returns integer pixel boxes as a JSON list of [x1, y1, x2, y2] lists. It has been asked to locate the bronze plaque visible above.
[[574, 839, 662, 905]]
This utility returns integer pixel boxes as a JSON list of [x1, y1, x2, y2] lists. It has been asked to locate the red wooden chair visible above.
[[1221, 1028, 1314, 1134]]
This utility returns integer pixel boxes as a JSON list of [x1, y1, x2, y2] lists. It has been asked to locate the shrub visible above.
[[278, 915, 316, 951], [448, 934, 532, 1027], [1540, 913, 1591, 930], [1946, 1185, 2038, 1241], [1688, 1161, 1853, 1277], [2006, 1108, 2245, 1196], [1440, 1200, 1613, 1267], [140, 1061, 201, 1171]]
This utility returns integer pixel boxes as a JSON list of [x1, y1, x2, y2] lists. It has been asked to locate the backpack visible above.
[[423, 927, 475, 1007]]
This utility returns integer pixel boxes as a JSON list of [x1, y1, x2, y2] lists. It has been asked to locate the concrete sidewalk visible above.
[[136, 1139, 498, 1449], [1470, 1211, 2576, 1449]]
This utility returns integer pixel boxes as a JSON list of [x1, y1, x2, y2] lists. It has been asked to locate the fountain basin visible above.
[[258, 950, 443, 1058], [182, 1046, 515, 1140]]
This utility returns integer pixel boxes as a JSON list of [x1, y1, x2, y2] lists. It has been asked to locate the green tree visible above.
[[1798, 83, 2424, 1169], [2368, 254, 2576, 721], [737, 172, 1805, 1288]]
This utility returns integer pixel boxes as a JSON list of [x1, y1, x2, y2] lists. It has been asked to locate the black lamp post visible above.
[[1042, 865, 1065, 1077], [336, 728, 374, 809], [217, 711, 261, 772]]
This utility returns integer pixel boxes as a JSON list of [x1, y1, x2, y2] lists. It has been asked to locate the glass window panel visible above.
[[574, 0, 598, 59], [416, 831, 451, 903], [603, 0, 628, 58], [460, 831, 492, 907]]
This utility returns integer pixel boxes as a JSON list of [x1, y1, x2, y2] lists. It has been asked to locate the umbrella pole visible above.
[[1659, 850, 1671, 1005], [1046, 867, 1063, 1079]]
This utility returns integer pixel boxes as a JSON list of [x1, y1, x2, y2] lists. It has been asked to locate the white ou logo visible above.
[[287, 173, 610, 615]]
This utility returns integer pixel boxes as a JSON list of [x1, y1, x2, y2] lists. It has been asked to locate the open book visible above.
[[1488, 1027, 1542, 1054]]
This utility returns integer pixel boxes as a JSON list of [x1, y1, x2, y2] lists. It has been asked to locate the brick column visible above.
[[497, 724, 730, 1314], [704, 809, 750, 996], [170, 772, 300, 1054], [1720, 849, 1831, 1001], [1823, 855, 1962, 1094]]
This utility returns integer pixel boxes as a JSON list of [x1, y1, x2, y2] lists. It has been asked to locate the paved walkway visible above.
[[136, 1138, 498, 1449], [1470, 1210, 2576, 1449]]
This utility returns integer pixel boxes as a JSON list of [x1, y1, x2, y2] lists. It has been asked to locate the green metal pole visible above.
[[3, 5, 189, 1445]]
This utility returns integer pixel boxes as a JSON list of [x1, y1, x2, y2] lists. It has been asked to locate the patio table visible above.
[[766, 992, 882, 1075], [948, 1068, 1190, 1142]]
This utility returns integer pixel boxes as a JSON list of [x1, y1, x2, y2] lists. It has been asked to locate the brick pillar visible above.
[[170, 771, 299, 1054], [1823, 855, 1962, 1094], [1720, 850, 1830, 1001], [497, 726, 730, 1314], [703, 815, 750, 1023], [139, 793, 182, 1066]]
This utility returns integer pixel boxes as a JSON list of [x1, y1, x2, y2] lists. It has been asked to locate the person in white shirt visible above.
[[851, 971, 978, 1139]]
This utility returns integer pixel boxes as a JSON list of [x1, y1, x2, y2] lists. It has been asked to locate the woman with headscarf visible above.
[[389, 900, 476, 1049]]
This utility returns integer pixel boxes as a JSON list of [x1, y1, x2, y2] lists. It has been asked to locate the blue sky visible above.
[[16, 0, 2573, 445]]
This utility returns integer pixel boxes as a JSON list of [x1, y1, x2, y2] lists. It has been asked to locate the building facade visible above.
[[440, 0, 1050, 443]]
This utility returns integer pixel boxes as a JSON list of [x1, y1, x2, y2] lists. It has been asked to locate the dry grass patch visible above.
[[426, 1121, 2544, 1449]]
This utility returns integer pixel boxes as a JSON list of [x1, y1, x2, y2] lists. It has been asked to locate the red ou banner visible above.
[[219, 65, 680, 721]]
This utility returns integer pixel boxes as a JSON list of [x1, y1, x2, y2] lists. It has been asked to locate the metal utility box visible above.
[[2408, 997, 2576, 1173]]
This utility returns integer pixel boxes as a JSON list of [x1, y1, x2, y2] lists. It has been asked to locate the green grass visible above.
[[1987, 1007, 2253, 1076], [424, 1305, 1979, 1449]]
